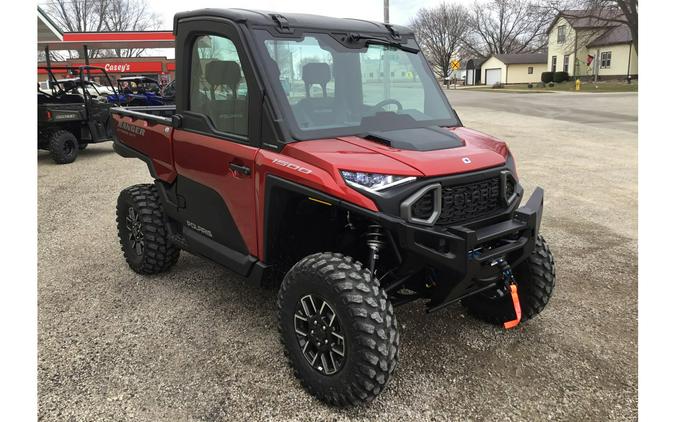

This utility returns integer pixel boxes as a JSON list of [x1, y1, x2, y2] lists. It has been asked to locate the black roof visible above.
[[173, 8, 413, 36], [463, 58, 487, 69], [117, 76, 159, 83]]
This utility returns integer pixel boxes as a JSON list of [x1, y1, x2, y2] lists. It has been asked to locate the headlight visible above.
[[340, 170, 416, 193]]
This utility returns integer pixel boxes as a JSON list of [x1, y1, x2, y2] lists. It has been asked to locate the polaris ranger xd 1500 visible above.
[[112, 9, 555, 406]]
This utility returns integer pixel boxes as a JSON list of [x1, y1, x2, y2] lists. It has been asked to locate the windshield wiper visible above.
[[346, 33, 419, 54]]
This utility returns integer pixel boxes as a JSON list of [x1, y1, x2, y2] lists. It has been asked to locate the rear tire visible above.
[[48, 130, 78, 164], [116, 184, 179, 274], [278, 252, 399, 406], [463, 235, 555, 325]]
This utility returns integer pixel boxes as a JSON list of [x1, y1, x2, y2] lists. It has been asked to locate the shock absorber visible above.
[[365, 224, 386, 275]]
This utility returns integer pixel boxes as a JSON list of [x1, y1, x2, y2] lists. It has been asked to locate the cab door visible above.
[[171, 21, 262, 265]]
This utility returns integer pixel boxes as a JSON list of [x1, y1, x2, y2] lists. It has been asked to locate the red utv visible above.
[[111, 9, 555, 406]]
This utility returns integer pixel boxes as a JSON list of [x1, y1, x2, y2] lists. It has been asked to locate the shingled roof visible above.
[[587, 24, 633, 47], [492, 53, 548, 65], [548, 9, 625, 34]]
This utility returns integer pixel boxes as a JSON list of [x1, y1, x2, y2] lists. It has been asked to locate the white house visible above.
[[547, 10, 637, 79], [480, 53, 548, 85]]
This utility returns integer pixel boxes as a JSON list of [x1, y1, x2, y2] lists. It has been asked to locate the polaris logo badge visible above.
[[462, 157, 472, 164], [272, 158, 312, 174], [186, 220, 213, 238], [117, 120, 146, 136]]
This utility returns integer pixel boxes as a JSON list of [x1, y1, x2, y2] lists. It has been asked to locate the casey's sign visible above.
[[104, 63, 132, 72], [38, 61, 165, 74]]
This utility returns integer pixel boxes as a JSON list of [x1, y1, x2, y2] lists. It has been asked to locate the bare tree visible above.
[[410, 2, 470, 79], [103, 0, 162, 57], [43, 0, 161, 58], [43, 0, 109, 59], [463, 0, 553, 57], [551, 0, 637, 53]]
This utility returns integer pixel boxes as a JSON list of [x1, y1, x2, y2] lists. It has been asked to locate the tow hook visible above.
[[492, 258, 522, 329]]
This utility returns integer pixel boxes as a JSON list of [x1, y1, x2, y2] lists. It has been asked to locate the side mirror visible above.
[[172, 114, 183, 128]]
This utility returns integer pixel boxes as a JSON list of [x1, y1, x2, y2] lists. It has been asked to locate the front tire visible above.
[[463, 235, 555, 325], [278, 252, 399, 406], [116, 184, 179, 274], [48, 130, 78, 164]]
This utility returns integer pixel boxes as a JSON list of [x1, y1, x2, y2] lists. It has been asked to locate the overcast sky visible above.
[[147, 0, 476, 30], [140, 0, 476, 58]]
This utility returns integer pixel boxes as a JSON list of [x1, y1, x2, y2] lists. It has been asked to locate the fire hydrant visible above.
[[575, 79, 581, 91]]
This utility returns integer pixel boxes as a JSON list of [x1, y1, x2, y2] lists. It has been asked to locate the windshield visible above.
[[254, 30, 459, 140]]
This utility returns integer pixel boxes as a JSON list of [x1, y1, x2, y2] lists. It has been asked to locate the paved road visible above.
[[38, 90, 637, 421], [447, 89, 638, 134]]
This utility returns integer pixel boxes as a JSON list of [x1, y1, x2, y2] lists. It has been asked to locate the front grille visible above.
[[411, 177, 503, 226]]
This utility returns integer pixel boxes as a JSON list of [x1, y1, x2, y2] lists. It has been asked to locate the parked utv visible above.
[[108, 76, 169, 106], [112, 9, 555, 406], [38, 65, 118, 164]]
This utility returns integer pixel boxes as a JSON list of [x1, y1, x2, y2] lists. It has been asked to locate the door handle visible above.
[[228, 162, 251, 176]]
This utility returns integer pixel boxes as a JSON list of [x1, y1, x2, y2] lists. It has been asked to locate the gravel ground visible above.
[[38, 91, 637, 421]]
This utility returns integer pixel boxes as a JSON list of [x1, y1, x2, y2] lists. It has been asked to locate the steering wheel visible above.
[[372, 99, 403, 113]]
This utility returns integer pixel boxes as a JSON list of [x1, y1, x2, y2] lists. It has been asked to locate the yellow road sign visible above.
[[450, 60, 460, 70]]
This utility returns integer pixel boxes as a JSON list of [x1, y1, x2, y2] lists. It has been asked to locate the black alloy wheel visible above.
[[126, 206, 144, 256], [294, 294, 346, 375]]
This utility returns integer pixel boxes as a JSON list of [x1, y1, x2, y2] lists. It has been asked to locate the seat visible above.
[[204, 60, 248, 134], [295, 62, 336, 127]]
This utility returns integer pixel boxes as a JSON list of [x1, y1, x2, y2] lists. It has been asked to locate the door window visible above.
[[189, 35, 249, 137]]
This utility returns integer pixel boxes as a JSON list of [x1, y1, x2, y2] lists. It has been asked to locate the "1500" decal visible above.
[[271, 158, 312, 174]]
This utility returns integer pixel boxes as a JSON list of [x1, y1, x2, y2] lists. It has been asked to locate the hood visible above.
[[282, 126, 509, 179], [338, 127, 508, 177]]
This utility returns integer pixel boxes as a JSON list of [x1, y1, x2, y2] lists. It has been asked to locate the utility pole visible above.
[[383, 0, 391, 98]]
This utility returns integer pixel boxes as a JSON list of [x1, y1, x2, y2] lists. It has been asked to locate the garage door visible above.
[[485, 68, 502, 85]]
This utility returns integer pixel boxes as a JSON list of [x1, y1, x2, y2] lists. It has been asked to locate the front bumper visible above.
[[354, 187, 544, 312]]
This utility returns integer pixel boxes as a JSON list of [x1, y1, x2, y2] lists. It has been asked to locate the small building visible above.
[[37, 6, 176, 85], [481, 53, 548, 85], [547, 9, 637, 79], [463, 58, 485, 85]]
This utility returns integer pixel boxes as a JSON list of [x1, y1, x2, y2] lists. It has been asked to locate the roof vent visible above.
[[271, 14, 292, 34], [384, 24, 401, 40]]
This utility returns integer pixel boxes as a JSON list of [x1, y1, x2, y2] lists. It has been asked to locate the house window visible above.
[[563, 55, 570, 73], [551, 56, 557, 73], [600, 51, 612, 69], [557, 25, 566, 43], [528, 67, 533, 74]]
